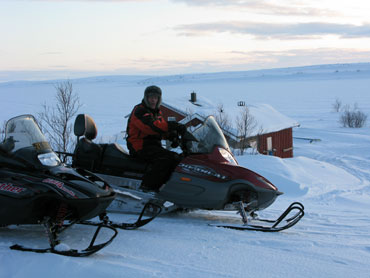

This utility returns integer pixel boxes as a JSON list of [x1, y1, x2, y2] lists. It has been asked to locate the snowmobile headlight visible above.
[[218, 147, 238, 165], [38, 152, 61, 167]]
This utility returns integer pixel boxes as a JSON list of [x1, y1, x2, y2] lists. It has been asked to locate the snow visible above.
[[246, 103, 299, 135], [1, 63, 370, 277]]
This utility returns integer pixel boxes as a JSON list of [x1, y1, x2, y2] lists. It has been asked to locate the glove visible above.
[[171, 140, 179, 148], [167, 130, 179, 148], [167, 130, 178, 141], [177, 123, 187, 135], [167, 121, 179, 132], [168, 121, 186, 134]]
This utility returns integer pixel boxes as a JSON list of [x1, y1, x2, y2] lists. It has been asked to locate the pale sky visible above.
[[1, 0, 370, 81]]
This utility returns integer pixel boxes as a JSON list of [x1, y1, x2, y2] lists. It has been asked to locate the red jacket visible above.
[[126, 101, 168, 154]]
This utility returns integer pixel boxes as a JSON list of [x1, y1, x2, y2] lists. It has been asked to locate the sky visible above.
[[1, 0, 370, 81]]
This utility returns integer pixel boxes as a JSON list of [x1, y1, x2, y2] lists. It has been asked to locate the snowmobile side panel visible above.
[[159, 172, 229, 210]]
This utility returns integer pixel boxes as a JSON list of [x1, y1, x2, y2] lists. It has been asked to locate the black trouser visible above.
[[136, 146, 181, 190]]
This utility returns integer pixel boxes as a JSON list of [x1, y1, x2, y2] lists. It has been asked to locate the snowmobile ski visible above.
[[209, 202, 304, 232], [9, 218, 118, 257], [82, 202, 162, 230]]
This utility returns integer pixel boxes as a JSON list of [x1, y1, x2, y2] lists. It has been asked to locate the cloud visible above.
[[175, 21, 370, 39], [171, 0, 338, 17]]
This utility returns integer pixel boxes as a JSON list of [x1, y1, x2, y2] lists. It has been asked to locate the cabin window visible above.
[[249, 139, 258, 150]]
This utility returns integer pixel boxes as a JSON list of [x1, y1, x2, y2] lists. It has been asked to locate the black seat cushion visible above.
[[73, 138, 102, 171], [101, 143, 148, 174]]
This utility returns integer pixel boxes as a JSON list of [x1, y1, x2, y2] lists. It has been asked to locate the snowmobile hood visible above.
[[46, 166, 116, 199]]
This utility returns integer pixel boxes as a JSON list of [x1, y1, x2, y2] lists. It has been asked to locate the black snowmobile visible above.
[[0, 115, 160, 257], [70, 114, 304, 232]]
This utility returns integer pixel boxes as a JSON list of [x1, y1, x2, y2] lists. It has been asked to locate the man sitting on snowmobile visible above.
[[126, 85, 186, 192]]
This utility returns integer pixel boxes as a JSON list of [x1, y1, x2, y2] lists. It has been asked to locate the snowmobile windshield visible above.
[[4, 115, 52, 154], [187, 116, 231, 154]]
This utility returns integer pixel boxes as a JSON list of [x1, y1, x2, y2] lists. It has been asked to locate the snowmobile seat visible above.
[[73, 114, 148, 175], [73, 114, 103, 171], [101, 143, 148, 174], [74, 137, 103, 171]]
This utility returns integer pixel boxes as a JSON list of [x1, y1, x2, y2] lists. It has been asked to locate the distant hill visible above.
[[1, 62, 370, 86], [138, 63, 370, 85]]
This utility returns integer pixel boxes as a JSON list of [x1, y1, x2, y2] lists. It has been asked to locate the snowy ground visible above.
[[1, 63, 370, 277]]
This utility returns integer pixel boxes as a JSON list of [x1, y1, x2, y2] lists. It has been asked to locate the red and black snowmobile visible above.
[[0, 115, 160, 257], [71, 114, 304, 232]]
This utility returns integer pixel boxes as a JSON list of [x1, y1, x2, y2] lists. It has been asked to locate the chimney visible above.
[[190, 92, 197, 103]]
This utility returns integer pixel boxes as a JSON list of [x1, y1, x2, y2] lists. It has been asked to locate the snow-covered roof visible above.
[[163, 94, 216, 117], [247, 103, 300, 135], [162, 95, 299, 137]]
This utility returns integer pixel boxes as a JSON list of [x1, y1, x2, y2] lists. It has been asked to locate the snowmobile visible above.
[[0, 115, 160, 257], [71, 114, 304, 232]]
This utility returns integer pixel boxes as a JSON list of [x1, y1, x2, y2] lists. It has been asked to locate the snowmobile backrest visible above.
[[74, 114, 97, 140], [73, 114, 101, 171]]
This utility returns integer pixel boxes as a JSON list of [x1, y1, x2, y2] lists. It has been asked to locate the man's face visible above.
[[148, 94, 159, 109]]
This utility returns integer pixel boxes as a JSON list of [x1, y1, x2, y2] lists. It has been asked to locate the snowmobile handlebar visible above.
[[0, 136, 16, 153], [167, 128, 198, 156]]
